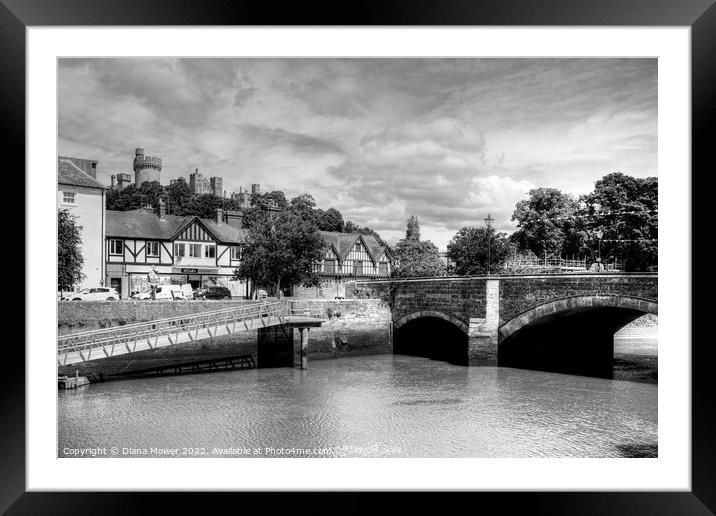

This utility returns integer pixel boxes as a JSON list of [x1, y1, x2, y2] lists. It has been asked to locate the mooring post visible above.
[[299, 327, 310, 370]]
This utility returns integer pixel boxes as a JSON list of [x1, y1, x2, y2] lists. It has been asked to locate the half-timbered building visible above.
[[104, 204, 247, 298], [295, 231, 395, 298]]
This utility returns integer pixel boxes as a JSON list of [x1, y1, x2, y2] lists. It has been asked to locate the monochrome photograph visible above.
[[56, 57, 658, 459]]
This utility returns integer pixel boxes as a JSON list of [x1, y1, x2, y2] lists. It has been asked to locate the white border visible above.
[[27, 27, 691, 491]]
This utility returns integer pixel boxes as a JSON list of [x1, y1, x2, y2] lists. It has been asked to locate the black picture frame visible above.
[[4, 0, 712, 513]]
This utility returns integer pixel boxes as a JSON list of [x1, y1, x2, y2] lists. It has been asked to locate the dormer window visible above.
[[354, 242, 363, 252]]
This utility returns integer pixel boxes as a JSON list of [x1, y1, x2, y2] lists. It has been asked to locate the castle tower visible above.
[[133, 148, 162, 187], [210, 177, 223, 197]]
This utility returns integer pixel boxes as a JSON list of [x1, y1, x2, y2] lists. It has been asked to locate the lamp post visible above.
[[595, 229, 604, 270], [484, 213, 494, 275]]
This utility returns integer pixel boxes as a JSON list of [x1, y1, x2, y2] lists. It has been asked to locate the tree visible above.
[[511, 188, 580, 258], [58, 209, 85, 291], [165, 180, 192, 215], [138, 181, 165, 213], [106, 184, 146, 211], [447, 226, 512, 275], [289, 193, 318, 223], [106, 181, 165, 213], [234, 202, 324, 299], [182, 193, 225, 219], [580, 172, 657, 271], [250, 190, 288, 210], [315, 207, 344, 232], [405, 215, 421, 240], [392, 216, 444, 277]]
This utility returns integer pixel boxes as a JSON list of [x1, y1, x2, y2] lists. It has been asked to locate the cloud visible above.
[[58, 57, 657, 249], [237, 124, 344, 156], [327, 117, 528, 243]]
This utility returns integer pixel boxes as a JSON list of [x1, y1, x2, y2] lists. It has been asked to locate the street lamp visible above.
[[484, 213, 494, 275], [595, 229, 604, 267]]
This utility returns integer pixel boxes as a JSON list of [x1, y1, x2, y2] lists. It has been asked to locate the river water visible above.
[[58, 354, 657, 458]]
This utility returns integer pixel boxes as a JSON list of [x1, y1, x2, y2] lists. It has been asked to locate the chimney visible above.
[[224, 210, 243, 230], [111, 175, 116, 188], [216, 208, 224, 225], [158, 199, 167, 220]]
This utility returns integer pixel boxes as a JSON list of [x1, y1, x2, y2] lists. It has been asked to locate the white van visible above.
[[132, 284, 186, 300]]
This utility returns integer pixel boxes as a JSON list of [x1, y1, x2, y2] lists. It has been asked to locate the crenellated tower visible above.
[[133, 147, 162, 186]]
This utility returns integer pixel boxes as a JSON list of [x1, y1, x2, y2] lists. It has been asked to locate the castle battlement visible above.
[[133, 155, 163, 171]]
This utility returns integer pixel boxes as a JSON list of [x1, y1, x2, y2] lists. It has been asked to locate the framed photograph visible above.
[[7, 0, 712, 512]]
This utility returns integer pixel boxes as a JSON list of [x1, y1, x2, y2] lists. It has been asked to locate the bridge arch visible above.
[[393, 310, 469, 335], [498, 294, 657, 379], [499, 295, 658, 341], [393, 310, 469, 366]]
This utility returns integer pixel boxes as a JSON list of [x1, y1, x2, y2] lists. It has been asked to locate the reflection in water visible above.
[[58, 355, 657, 458]]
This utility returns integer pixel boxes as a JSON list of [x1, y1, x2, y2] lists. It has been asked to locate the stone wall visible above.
[[355, 278, 487, 326], [289, 299, 392, 360]]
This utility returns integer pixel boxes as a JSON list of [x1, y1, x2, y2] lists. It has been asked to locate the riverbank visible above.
[[613, 337, 658, 384], [57, 299, 392, 379]]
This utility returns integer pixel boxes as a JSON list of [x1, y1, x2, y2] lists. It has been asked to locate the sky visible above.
[[58, 58, 657, 250]]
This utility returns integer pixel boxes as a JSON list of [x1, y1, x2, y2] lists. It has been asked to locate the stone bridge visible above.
[[354, 273, 657, 376]]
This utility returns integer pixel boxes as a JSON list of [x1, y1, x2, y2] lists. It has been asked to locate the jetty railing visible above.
[[57, 300, 327, 366]]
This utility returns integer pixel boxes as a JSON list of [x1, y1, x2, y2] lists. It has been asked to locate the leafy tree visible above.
[[511, 188, 580, 258], [138, 181, 165, 212], [580, 172, 657, 271], [392, 216, 444, 277], [234, 202, 323, 299], [447, 226, 512, 275], [315, 207, 344, 232], [58, 209, 85, 291], [106, 184, 146, 211], [182, 193, 225, 219], [289, 193, 318, 222], [405, 215, 421, 240], [106, 181, 165, 213], [165, 180, 193, 215], [250, 190, 288, 210]]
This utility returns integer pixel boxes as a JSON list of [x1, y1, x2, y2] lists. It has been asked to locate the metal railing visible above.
[[57, 300, 328, 365]]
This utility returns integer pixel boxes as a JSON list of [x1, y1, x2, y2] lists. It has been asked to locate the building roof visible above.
[[57, 158, 106, 190], [319, 231, 392, 263], [106, 209, 247, 243]]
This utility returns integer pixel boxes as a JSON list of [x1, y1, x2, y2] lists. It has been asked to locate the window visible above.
[[62, 191, 76, 204], [205, 245, 216, 258], [109, 239, 123, 255], [189, 244, 202, 257], [354, 260, 363, 275], [379, 262, 388, 275], [231, 246, 242, 260], [146, 241, 160, 257], [354, 242, 363, 252], [175, 243, 185, 257], [324, 259, 336, 273]]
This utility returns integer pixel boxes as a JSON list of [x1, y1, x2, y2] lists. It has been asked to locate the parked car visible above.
[[194, 286, 232, 300], [132, 284, 186, 300], [64, 287, 120, 301], [256, 289, 268, 299]]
